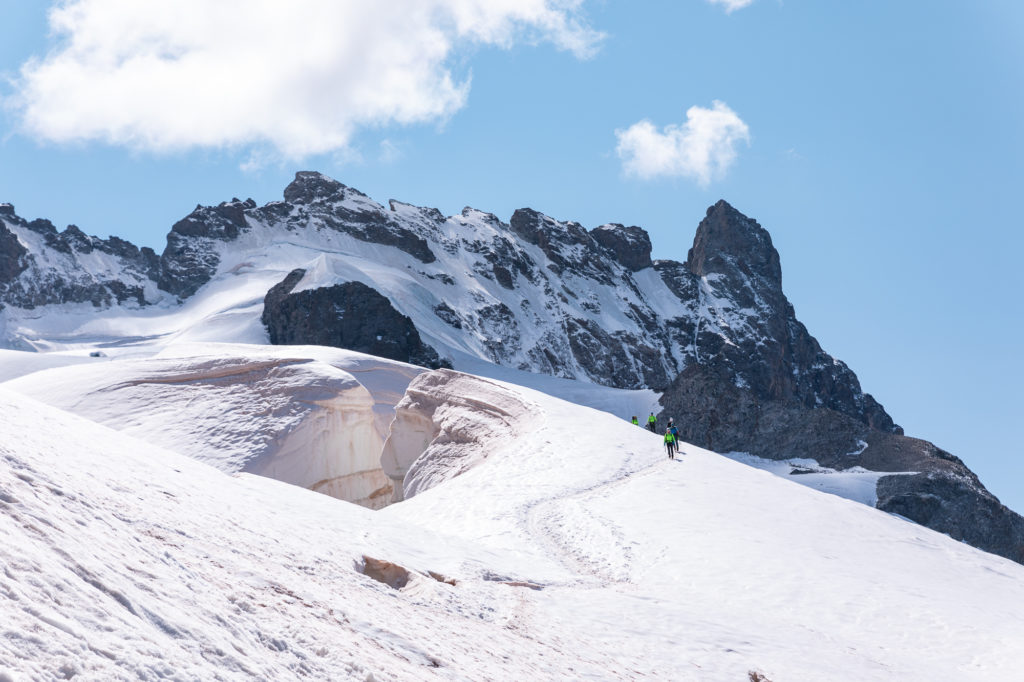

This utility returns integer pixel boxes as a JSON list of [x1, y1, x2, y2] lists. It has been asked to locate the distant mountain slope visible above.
[[0, 203, 161, 314], [0, 174, 894, 434], [1, 172, 1020, 564]]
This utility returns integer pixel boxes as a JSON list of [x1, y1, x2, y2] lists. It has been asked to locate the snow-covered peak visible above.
[[1, 174, 897, 424]]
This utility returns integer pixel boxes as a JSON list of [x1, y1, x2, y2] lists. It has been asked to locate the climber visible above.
[[631, 416, 639, 426], [647, 412, 657, 432], [664, 429, 677, 460]]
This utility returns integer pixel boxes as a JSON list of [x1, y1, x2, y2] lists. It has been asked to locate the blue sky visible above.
[[1, 1, 1022, 511]]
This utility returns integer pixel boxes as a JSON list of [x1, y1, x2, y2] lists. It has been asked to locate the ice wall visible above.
[[4, 353, 394, 508], [381, 369, 536, 501]]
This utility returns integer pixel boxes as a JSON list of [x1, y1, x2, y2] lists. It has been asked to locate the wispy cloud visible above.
[[378, 139, 402, 164], [707, 0, 756, 13], [10, 0, 603, 158], [615, 101, 750, 186]]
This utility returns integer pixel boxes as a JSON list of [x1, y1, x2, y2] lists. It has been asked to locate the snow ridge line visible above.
[[102, 357, 322, 388]]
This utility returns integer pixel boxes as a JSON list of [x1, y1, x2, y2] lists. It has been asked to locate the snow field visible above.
[[383, 376, 1024, 680], [2, 346, 1024, 679], [0, 389, 632, 680]]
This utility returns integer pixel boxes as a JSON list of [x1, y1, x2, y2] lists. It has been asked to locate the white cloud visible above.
[[11, 0, 602, 158], [615, 101, 750, 186], [707, 0, 756, 12]]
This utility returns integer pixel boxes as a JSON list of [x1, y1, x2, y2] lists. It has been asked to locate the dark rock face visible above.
[[433, 302, 462, 329], [877, 474, 1024, 564], [687, 200, 782, 285], [1, 208, 156, 309], [283, 171, 345, 205], [659, 356, 1024, 565], [158, 198, 254, 297], [261, 269, 449, 369], [510, 208, 617, 282], [663, 365, 941, 472], [0, 221, 28, 284], [566, 317, 672, 390], [591, 223, 653, 272], [659, 200, 900, 434]]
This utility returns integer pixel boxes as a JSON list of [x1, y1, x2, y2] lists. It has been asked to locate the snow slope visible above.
[[3, 352, 393, 508], [382, 372, 1024, 680], [0, 388, 630, 680], [0, 348, 98, 383], [0, 342, 959, 514], [2, 344, 429, 508], [4, 370, 1024, 680]]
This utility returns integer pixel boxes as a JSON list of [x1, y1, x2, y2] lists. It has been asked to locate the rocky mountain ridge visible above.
[[0, 203, 160, 313], [1, 172, 1021, 563]]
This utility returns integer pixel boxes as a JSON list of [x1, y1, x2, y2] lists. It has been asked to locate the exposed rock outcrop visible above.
[[590, 223, 653, 272], [158, 198, 254, 297], [669, 200, 899, 433], [877, 474, 1024, 563], [659, 360, 1024, 564], [261, 268, 449, 370], [0, 205, 158, 309], [0, 219, 28, 286]]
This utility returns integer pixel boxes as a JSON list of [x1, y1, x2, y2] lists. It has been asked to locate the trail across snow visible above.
[[0, 389, 637, 680], [2, 349, 1024, 679], [381, 376, 1024, 680]]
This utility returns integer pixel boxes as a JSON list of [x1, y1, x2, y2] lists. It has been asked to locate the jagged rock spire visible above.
[[283, 171, 346, 205], [686, 199, 782, 286]]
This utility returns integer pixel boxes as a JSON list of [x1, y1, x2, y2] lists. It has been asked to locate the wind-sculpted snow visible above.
[[3, 352, 396, 508], [380, 369, 537, 502], [0, 389, 647, 680], [3, 369, 1024, 678]]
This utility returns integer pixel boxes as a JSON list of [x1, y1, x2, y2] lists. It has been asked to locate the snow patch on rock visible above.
[[722, 451, 914, 507]]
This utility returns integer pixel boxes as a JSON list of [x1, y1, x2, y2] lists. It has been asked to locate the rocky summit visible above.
[[1, 171, 1021, 563]]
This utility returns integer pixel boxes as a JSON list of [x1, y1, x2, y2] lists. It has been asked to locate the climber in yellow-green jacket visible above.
[[664, 430, 677, 460]]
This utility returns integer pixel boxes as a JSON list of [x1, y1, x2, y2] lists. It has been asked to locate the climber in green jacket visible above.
[[647, 412, 657, 432], [664, 430, 677, 460]]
